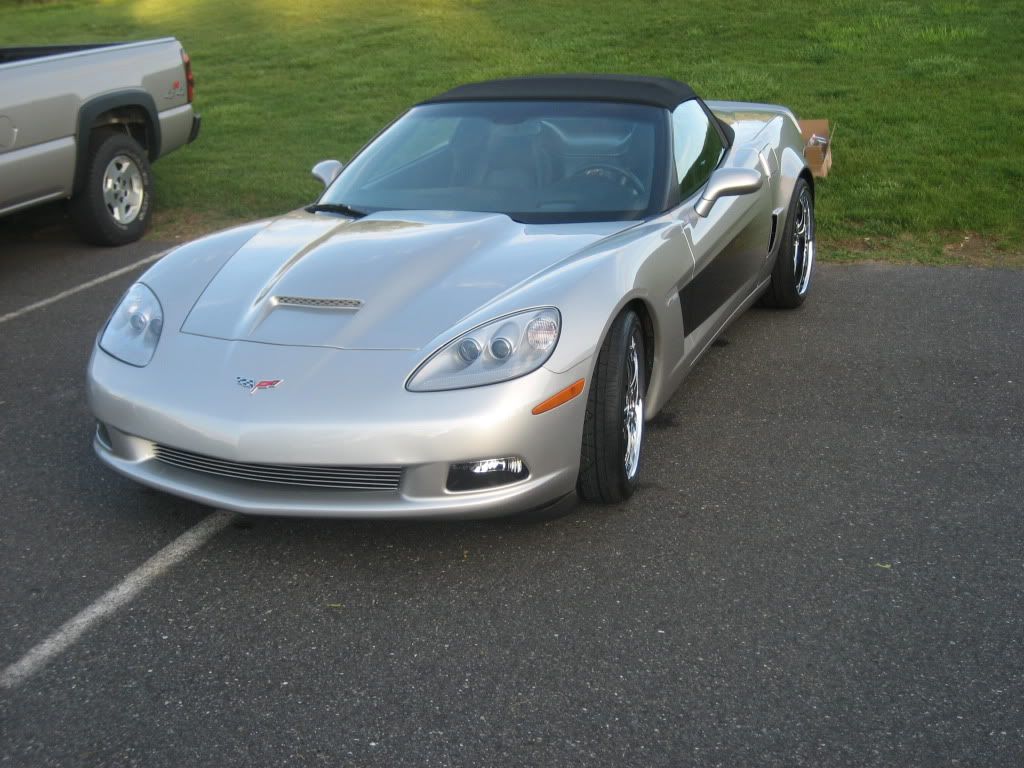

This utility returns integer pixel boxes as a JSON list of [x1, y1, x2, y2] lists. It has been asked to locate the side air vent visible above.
[[768, 213, 779, 254], [274, 296, 362, 310]]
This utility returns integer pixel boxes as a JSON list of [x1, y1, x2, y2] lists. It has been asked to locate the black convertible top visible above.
[[421, 75, 699, 110]]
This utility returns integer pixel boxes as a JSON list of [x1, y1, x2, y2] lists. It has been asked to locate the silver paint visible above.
[[0, 38, 196, 217], [311, 159, 344, 187], [693, 167, 764, 218], [87, 99, 811, 518], [102, 154, 145, 224]]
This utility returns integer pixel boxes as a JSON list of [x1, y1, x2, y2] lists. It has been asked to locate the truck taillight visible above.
[[181, 49, 195, 103]]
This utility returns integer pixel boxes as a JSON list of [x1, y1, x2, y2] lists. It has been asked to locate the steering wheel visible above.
[[569, 164, 646, 199]]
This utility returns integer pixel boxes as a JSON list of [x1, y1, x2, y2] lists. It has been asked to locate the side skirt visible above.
[[649, 276, 770, 419], [685, 276, 772, 374]]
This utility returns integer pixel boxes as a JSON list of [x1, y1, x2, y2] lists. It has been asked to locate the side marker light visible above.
[[532, 378, 585, 415]]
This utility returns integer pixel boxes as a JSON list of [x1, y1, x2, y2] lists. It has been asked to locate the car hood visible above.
[[180, 210, 628, 351]]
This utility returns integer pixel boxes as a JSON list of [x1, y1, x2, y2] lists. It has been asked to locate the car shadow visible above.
[[0, 200, 77, 246]]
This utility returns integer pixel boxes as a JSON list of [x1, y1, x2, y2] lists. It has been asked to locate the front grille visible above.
[[274, 296, 362, 310], [152, 444, 402, 491]]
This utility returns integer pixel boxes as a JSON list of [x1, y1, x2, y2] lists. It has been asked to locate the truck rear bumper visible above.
[[188, 113, 201, 144], [157, 104, 199, 156]]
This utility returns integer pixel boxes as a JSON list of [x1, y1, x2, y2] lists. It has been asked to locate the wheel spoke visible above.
[[622, 334, 644, 480], [792, 189, 815, 296], [102, 154, 145, 225]]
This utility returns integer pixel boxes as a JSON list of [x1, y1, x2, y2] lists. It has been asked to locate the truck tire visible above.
[[70, 130, 153, 246]]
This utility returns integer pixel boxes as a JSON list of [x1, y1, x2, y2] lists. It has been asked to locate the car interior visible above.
[[340, 111, 659, 220]]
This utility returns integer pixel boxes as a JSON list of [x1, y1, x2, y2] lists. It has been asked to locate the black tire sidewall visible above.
[[577, 310, 647, 503], [765, 178, 813, 308], [71, 131, 153, 246]]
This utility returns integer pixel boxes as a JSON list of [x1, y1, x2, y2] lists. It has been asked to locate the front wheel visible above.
[[761, 178, 815, 308], [70, 130, 153, 246], [577, 309, 646, 504]]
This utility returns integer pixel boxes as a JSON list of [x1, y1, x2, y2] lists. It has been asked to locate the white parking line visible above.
[[0, 250, 166, 325], [0, 510, 237, 689]]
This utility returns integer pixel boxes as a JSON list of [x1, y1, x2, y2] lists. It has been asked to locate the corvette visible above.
[[87, 75, 816, 518]]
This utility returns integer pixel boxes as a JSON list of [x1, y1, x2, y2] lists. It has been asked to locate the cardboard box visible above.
[[798, 119, 833, 178]]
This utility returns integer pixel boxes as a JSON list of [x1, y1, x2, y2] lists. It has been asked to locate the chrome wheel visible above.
[[623, 332, 644, 480], [578, 310, 645, 504], [102, 154, 145, 225], [792, 187, 815, 296]]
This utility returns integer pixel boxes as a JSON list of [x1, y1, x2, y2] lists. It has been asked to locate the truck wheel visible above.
[[71, 130, 153, 246]]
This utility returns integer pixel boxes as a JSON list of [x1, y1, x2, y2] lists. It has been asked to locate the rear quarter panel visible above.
[[0, 39, 190, 213], [708, 99, 811, 231]]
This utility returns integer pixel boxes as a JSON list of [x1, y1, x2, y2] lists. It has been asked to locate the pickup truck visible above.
[[0, 38, 200, 245]]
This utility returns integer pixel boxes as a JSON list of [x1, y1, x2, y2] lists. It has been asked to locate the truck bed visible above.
[[0, 37, 200, 244], [0, 43, 122, 66]]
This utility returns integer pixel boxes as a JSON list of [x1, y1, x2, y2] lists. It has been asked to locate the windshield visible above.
[[320, 100, 669, 224]]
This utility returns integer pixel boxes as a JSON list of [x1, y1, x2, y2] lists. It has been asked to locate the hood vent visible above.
[[273, 296, 362, 310]]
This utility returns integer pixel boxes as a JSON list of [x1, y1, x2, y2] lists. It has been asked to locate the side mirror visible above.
[[694, 167, 764, 217], [311, 159, 344, 188]]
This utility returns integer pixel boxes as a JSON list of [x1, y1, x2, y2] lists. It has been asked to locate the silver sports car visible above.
[[87, 75, 816, 518]]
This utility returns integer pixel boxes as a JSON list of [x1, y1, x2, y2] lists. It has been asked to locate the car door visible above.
[[672, 102, 771, 359]]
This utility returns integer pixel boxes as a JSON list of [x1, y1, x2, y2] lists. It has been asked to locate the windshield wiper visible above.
[[306, 202, 368, 219]]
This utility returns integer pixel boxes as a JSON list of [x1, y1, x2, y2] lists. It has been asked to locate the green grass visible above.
[[3, 0, 1023, 264]]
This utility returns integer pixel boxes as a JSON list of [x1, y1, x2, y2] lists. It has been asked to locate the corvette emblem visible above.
[[236, 377, 283, 394]]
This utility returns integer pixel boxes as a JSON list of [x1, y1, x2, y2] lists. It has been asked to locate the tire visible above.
[[761, 177, 815, 309], [577, 309, 647, 504], [70, 130, 153, 246]]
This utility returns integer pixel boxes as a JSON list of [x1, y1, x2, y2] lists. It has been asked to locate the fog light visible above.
[[446, 456, 529, 492]]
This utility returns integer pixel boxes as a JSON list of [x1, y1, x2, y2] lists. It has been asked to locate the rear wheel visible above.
[[70, 130, 153, 246], [761, 178, 815, 308], [577, 310, 646, 504]]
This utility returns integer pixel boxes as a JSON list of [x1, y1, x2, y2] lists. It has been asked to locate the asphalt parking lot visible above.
[[1, 212, 1022, 767]]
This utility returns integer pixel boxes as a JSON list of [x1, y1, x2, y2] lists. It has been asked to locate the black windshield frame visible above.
[[319, 100, 673, 225]]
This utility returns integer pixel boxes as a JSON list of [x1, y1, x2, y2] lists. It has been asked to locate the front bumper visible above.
[[88, 336, 590, 519]]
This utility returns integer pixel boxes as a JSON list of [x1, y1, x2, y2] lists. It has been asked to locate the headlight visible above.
[[99, 282, 164, 367], [407, 308, 561, 392]]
